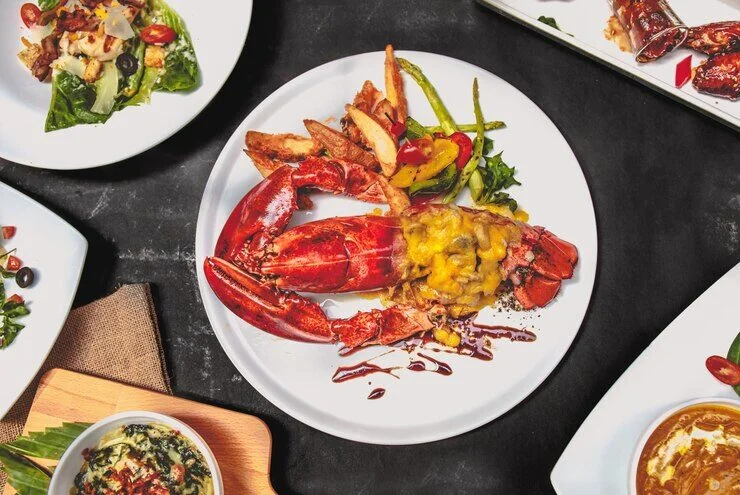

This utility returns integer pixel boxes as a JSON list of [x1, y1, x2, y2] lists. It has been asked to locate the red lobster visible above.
[[204, 156, 578, 349]]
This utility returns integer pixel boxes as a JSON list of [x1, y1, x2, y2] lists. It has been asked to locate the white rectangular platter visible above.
[[550, 262, 740, 494], [477, 0, 740, 131], [0, 182, 87, 418]]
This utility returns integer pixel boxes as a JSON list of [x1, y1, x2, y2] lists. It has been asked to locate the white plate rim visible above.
[[0, 0, 253, 170], [550, 261, 740, 494], [195, 50, 598, 445], [0, 181, 87, 419]]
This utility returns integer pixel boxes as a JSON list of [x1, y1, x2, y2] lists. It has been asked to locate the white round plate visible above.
[[195, 51, 598, 445], [0, 0, 252, 169]]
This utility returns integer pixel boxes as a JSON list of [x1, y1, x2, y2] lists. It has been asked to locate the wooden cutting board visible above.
[[3, 368, 275, 495]]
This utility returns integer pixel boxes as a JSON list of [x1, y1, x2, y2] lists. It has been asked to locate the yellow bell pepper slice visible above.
[[390, 138, 460, 188]]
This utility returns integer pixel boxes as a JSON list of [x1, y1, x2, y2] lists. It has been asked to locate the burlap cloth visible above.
[[0, 284, 171, 491]]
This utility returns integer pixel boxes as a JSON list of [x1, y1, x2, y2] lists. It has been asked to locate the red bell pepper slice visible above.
[[397, 137, 433, 165], [389, 121, 406, 140], [449, 132, 473, 169], [675, 55, 692, 88]]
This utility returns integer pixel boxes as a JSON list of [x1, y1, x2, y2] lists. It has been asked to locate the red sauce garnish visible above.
[[332, 361, 396, 383], [367, 388, 386, 400]]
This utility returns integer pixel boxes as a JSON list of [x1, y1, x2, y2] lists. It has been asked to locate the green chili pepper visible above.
[[397, 58, 457, 136]]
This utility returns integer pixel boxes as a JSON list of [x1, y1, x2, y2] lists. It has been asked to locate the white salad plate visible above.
[[551, 261, 740, 494], [477, 0, 740, 131], [0, 0, 253, 169], [49, 411, 223, 495], [0, 181, 87, 419], [195, 51, 598, 444]]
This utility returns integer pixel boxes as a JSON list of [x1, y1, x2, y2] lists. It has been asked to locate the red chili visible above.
[[675, 55, 692, 88], [389, 121, 406, 140], [396, 138, 433, 165], [20, 3, 42, 28], [7, 294, 23, 305], [1, 226, 16, 240], [706, 355, 740, 386], [6, 255, 21, 271], [449, 132, 473, 169]]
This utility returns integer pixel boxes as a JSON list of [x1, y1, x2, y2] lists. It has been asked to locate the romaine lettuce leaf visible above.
[[149, 0, 200, 92], [122, 67, 160, 107], [45, 71, 112, 132]]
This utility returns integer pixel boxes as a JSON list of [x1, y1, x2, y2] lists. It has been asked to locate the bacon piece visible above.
[[56, 7, 99, 32], [31, 31, 60, 81]]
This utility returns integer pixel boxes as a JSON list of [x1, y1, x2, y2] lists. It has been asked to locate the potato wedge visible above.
[[244, 150, 287, 178], [304, 119, 379, 170], [245, 131, 321, 162], [371, 98, 396, 133], [345, 105, 398, 176], [384, 45, 407, 122]]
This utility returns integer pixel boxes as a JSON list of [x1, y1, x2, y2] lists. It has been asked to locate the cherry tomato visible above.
[[6, 255, 21, 271], [706, 355, 740, 386], [389, 121, 406, 140], [140, 24, 177, 45], [449, 132, 473, 169], [20, 3, 42, 28], [6, 294, 23, 305], [396, 137, 433, 165], [1, 226, 16, 240]]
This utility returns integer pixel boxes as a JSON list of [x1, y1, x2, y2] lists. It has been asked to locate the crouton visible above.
[[144, 45, 165, 68], [83, 57, 102, 83]]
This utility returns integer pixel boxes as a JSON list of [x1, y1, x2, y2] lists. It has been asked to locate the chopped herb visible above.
[[538, 16, 573, 36]]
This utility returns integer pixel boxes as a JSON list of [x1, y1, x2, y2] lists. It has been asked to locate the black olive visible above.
[[116, 52, 139, 77], [15, 267, 34, 288]]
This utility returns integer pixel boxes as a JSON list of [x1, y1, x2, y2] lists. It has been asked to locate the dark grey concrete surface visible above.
[[1, 1, 738, 493]]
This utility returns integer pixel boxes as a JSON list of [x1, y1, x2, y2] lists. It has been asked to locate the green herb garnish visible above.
[[538, 16, 573, 36], [0, 278, 30, 349]]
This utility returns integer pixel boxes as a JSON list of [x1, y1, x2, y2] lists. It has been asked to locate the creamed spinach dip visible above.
[[73, 423, 213, 495]]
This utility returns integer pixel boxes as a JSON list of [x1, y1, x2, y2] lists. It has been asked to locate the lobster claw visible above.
[[204, 257, 333, 343]]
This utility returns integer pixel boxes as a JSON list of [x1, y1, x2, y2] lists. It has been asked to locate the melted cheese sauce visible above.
[[394, 206, 522, 317], [637, 404, 740, 495]]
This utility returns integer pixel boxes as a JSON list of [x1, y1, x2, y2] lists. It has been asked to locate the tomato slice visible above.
[[7, 294, 23, 305], [389, 121, 406, 140], [706, 355, 740, 386], [6, 255, 21, 271], [20, 3, 42, 28], [140, 24, 177, 45], [1, 226, 16, 240]]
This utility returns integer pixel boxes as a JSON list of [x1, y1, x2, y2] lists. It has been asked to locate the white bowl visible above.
[[628, 396, 740, 495], [48, 410, 223, 495]]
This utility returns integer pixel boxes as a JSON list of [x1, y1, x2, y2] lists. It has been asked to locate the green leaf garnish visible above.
[[0, 447, 50, 495], [3, 423, 91, 460]]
